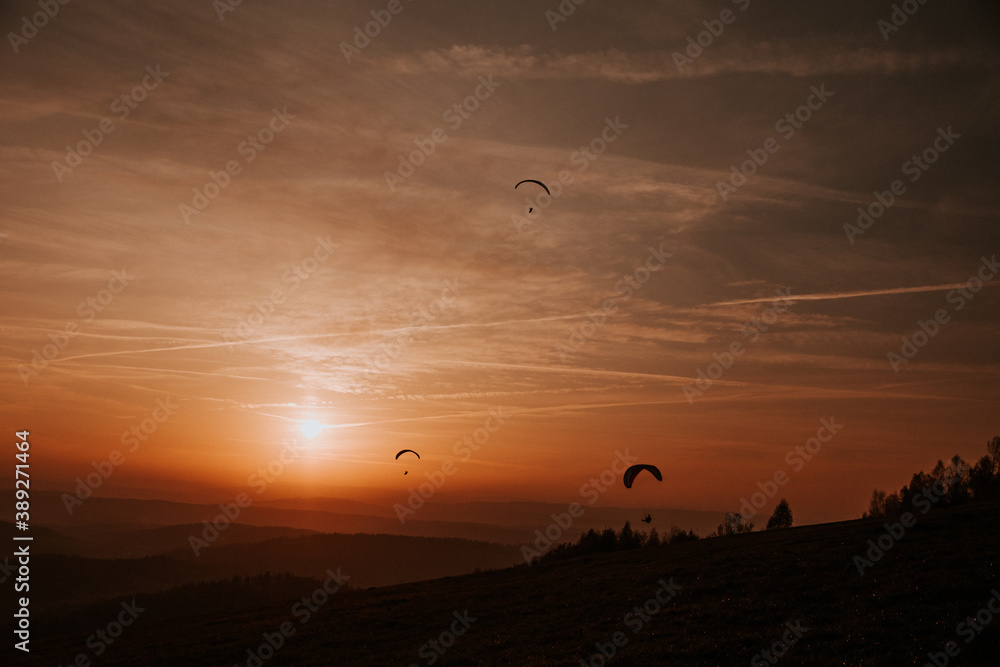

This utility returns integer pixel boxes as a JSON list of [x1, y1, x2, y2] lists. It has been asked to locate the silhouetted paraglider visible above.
[[515, 179, 551, 213], [396, 449, 419, 476], [624, 464, 662, 523]]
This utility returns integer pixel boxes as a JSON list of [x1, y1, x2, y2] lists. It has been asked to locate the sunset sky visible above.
[[2, 0, 998, 526]]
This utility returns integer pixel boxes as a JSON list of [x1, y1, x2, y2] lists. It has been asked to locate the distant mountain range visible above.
[[17, 490, 725, 544]]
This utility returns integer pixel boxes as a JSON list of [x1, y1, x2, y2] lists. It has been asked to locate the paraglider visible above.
[[515, 179, 551, 212], [622, 464, 662, 488], [395, 449, 419, 475], [623, 464, 662, 523]]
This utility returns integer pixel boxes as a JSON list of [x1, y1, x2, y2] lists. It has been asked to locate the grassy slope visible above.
[[22, 501, 1000, 666]]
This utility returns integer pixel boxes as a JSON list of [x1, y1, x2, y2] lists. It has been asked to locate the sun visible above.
[[300, 419, 324, 439]]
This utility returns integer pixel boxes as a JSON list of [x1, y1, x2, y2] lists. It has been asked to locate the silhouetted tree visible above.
[[864, 489, 887, 519], [667, 525, 699, 544], [618, 521, 642, 550], [635, 529, 649, 549], [946, 455, 971, 505], [647, 528, 661, 547], [987, 436, 1000, 474], [970, 455, 998, 501], [882, 492, 902, 516], [599, 528, 618, 552], [578, 529, 601, 553], [765, 499, 793, 530], [712, 512, 754, 537], [906, 471, 933, 502]]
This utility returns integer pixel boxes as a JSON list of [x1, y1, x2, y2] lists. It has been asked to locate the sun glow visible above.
[[300, 419, 324, 439]]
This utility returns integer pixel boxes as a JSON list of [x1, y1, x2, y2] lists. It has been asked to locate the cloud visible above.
[[372, 44, 994, 83]]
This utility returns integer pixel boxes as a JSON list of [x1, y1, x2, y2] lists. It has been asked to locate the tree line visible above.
[[863, 435, 1000, 518], [532, 499, 794, 566]]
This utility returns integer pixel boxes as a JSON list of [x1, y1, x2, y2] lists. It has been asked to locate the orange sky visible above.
[[2, 0, 999, 527]]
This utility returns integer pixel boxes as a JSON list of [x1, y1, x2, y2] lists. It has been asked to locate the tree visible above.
[[713, 512, 754, 537], [765, 499, 793, 530], [970, 455, 998, 502], [864, 488, 887, 519], [987, 436, 1000, 474], [646, 528, 661, 547], [882, 492, 902, 516], [667, 525, 699, 544], [947, 455, 971, 505], [618, 521, 642, 550], [931, 458, 948, 482], [906, 471, 933, 501], [599, 527, 618, 552], [578, 529, 601, 553]]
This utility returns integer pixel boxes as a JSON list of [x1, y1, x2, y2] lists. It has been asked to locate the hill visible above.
[[11, 522, 318, 559], [1, 527, 520, 612], [20, 501, 1000, 665], [12, 490, 723, 544]]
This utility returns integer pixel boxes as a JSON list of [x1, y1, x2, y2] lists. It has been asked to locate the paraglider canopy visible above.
[[623, 464, 662, 488], [514, 179, 551, 195], [514, 179, 551, 213], [395, 449, 420, 460]]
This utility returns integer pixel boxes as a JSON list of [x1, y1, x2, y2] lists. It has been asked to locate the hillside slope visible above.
[[21, 501, 1000, 665]]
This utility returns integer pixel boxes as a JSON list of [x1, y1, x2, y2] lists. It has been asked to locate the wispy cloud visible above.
[[374, 44, 995, 83]]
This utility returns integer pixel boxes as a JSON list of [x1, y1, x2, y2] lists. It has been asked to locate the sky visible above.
[[1, 0, 998, 526]]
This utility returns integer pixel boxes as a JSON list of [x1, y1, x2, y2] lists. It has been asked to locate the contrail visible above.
[[709, 281, 1000, 306], [435, 360, 746, 386], [49, 314, 583, 364]]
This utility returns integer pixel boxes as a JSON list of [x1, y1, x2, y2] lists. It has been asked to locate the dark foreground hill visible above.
[[19, 501, 1000, 665]]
